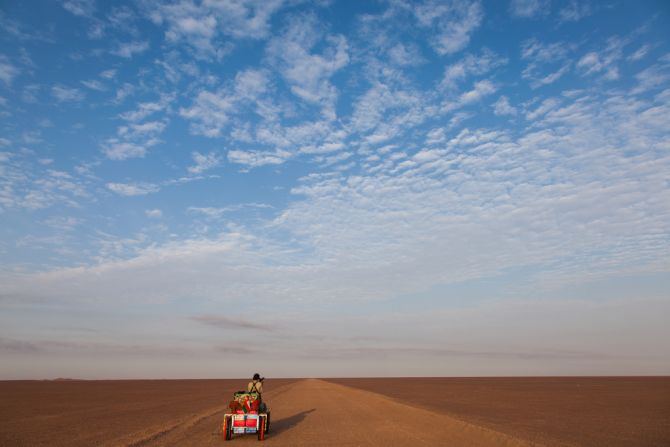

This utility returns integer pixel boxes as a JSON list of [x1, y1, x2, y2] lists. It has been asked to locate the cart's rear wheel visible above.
[[258, 415, 266, 441], [223, 415, 232, 441]]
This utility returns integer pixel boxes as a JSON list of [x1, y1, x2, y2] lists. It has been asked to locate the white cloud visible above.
[[87, 20, 105, 39], [234, 69, 269, 99], [426, 128, 446, 146], [22, 130, 43, 144], [102, 111, 168, 161], [0, 11, 51, 42], [493, 95, 517, 116], [290, 91, 669, 303], [628, 44, 651, 62], [3, 1, 670, 378], [248, 119, 346, 166], [458, 79, 496, 105], [81, 79, 106, 91], [510, 0, 550, 18], [118, 120, 166, 137], [0, 155, 88, 211], [6, 78, 669, 319], [173, 16, 214, 36], [120, 98, 170, 122], [577, 52, 601, 73], [145, 209, 163, 218], [268, 16, 349, 119], [187, 206, 226, 219], [441, 49, 507, 89], [537, 64, 571, 85], [577, 37, 627, 81], [103, 96, 170, 161], [387, 43, 425, 66], [521, 38, 569, 62], [446, 127, 503, 147], [521, 38, 573, 88], [0, 55, 19, 85], [300, 142, 344, 155], [21, 84, 40, 103], [44, 216, 81, 231], [102, 141, 148, 160], [51, 85, 85, 102], [164, 13, 218, 56], [228, 148, 290, 167], [106, 5, 139, 32], [412, 0, 483, 55], [631, 64, 670, 95], [203, 0, 285, 39], [180, 90, 235, 137], [186, 203, 269, 221], [113, 83, 135, 104], [559, 0, 592, 22], [100, 69, 117, 79], [526, 97, 560, 120], [188, 151, 222, 174], [445, 109, 470, 129], [62, 0, 95, 17], [149, 0, 288, 56], [318, 151, 352, 167], [106, 182, 160, 196], [112, 41, 149, 58], [349, 82, 424, 139], [180, 69, 268, 137]]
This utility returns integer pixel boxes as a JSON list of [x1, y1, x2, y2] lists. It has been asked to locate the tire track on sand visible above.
[[117, 381, 297, 447], [141, 379, 544, 446], [125, 406, 225, 447]]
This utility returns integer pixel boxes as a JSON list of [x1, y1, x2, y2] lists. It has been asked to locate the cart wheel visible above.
[[265, 411, 271, 433], [223, 415, 232, 441], [258, 415, 265, 441]]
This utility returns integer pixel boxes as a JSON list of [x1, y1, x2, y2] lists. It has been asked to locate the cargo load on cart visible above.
[[222, 391, 270, 441]]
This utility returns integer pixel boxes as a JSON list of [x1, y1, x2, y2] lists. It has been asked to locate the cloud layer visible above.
[[0, 0, 668, 378]]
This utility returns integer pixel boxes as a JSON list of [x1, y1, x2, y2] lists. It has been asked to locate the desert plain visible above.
[[1, 376, 669, 446]]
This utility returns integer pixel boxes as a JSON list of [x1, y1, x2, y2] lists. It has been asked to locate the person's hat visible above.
[[253, 373, 261, 380]]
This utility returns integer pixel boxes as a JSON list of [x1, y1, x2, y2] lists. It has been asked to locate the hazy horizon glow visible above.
[[1, 0, 669, 379]]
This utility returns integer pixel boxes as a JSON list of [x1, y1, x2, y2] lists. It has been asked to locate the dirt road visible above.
[[137, 379, 536, 446]]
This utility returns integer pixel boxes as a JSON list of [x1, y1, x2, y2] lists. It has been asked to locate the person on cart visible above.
[[247, 373, 268, 413], [223, 373, 270, 441], [248, 373, 264, 394]]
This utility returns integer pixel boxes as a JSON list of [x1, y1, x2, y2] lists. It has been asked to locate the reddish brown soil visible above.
[[121, 379, 536, 446], [2, 377, 668, 446], [0, 378, 536, 446], [0, 378, 297, 447], [324, 377, 670, 447]]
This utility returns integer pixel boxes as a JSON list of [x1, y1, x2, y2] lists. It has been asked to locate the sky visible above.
[[0, 0, 669, 379]]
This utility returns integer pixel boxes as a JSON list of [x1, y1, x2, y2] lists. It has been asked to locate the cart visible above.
[[222, 392, 270, 441]]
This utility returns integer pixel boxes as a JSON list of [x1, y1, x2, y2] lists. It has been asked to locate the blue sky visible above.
[[1, 0, 669, 379]]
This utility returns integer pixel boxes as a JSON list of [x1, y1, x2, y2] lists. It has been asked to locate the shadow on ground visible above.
[[270, 409, 316, 435]]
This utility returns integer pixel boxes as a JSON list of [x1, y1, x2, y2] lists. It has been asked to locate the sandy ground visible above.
[[0, 378, 297, 447], [325, 377, 670, 447], [2, 377, 668, 446], [135, 379, 535, 446], [1, 378, 535, 447]]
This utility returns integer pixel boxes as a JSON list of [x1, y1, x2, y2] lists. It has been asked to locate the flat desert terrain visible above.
[[1, 377, 668, 446], [325, 377, 670, 447]]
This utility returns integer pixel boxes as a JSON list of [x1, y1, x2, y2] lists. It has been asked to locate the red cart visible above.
[[222, 392, 270, 441]]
